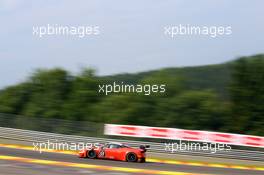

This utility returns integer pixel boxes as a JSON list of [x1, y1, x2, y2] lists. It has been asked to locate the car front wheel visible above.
[[87, 150, 97, 159]]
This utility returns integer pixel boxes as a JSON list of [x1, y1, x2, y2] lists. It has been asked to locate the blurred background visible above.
[[0, 0, 263, 136]]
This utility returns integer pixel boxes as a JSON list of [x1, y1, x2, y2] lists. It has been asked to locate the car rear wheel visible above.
[[87, 150, 97, 159], [126, 152, 138, 162]]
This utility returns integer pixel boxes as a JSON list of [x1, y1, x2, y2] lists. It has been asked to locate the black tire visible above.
[[87, 150, 97, 159], [126, 152, 138, 162]]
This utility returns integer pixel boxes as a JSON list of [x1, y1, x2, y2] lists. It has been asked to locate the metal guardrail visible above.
[[0, 113, 103, 137], [0, 127, 264, 161]]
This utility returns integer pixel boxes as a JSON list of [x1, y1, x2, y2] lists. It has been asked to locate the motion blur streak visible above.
[[0, 155, 208, 175], [0, 143, 263, 171]]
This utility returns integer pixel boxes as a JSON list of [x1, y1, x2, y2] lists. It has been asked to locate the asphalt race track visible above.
[[0, 146, 263, 175]]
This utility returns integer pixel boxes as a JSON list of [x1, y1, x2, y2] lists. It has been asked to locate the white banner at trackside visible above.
[[104, 124, 264, 148]]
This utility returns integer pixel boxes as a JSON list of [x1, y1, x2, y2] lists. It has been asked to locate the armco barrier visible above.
[[104, 124, 264, 148], [1, 127, 264, 161]]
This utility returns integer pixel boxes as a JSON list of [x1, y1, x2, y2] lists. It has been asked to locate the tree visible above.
[[22, 68, 71, 118], [229, 55, 264, 135], [0, 83, 31, 114], [153, 90, 226, 130], [61, 68, 101, 121]]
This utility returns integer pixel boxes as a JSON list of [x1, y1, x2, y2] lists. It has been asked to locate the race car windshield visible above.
[[120, 144, 130, 148], [120, 145, 129, 148]]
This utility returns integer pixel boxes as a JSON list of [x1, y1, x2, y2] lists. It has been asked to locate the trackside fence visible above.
[[0, 113, 264, 161], [0, 127, 264, 161]]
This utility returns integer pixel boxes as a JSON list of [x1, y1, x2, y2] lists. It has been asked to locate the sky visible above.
[[0, 0, 264, 89]]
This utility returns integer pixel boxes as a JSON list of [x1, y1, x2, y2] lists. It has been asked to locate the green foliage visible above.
[[229, 55, 264, 135], [0, 83, 30, 114], [0, 54, 263, 135], [103, 63, 231, 99], [61, 68, 101, 121], [21, 68, 71, 118], [154, 90, 227, 130]]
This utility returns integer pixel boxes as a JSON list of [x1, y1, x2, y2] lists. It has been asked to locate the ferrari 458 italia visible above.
[[78, 142, 149, 163]]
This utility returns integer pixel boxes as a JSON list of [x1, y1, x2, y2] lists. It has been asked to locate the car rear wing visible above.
[[139, 145, 150, 152]]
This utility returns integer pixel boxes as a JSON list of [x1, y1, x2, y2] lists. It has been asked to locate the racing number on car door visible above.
[[98, 149, 105, 158]]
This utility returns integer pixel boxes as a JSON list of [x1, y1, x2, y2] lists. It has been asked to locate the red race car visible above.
[[78, 142, 149, 163]]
